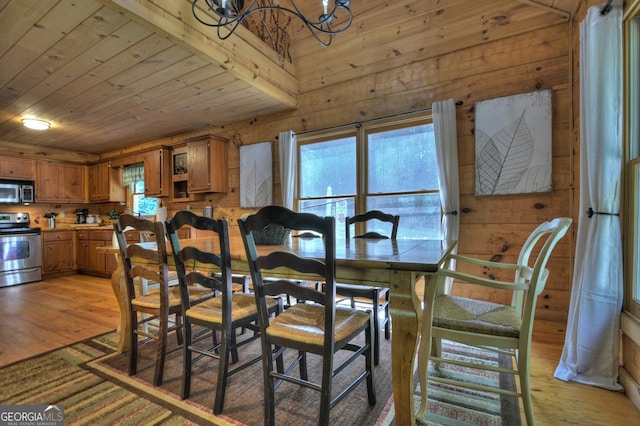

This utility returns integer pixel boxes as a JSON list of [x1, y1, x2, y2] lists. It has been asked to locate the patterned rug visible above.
[[0, 332, 519, 425], [378, 341, 520, 426]]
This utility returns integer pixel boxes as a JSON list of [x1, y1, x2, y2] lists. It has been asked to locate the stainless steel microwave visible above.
[[0, 180, 35, 204]]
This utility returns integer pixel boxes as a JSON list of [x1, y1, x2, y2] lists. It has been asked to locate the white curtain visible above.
[[432, 98, 460, 293], [554, 1, 623, 391], [278, 130, 297, 210]]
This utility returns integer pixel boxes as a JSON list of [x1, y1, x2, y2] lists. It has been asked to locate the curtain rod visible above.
[[276, 100, 464, 139], [600, 0, 613, 15]]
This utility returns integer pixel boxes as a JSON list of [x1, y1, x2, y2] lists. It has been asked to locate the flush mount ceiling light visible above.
[[192, 0, 352, 47], [21, 118, 51, 131]]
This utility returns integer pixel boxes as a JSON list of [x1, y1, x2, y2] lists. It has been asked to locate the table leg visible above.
[[108, 252, 130, 354], [389, 270, 421, 426]]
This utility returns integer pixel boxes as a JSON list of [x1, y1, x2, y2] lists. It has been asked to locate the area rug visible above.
[[0, 331, 519, 425], [377, 341, 521, 426]]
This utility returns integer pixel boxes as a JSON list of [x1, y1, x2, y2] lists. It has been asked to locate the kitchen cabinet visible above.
[[77, 228, 139, 277], [77, 229, 114, 277], [36, 160, 86, 203], [187, 136, 228, 194], [88, 162, 125, 202], [0, 157, 34, 180], [144, 148, 170, 197], [170, 145, 203, 202], [42, 231, 74, 277]]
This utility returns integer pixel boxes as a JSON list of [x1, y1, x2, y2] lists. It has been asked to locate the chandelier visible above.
[[191, 0, 353, 47]]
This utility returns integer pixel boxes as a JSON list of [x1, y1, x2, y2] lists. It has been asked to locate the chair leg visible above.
[[153, 312, 168, 386], [182, 321, 192, 400], [319, 352, 334, 426], [520, 354, 535, 426], [129, 310, 138, 377], [263, 343, 277, 426], [384, 291, 391, 340], [372, 289, 380, 366], [432, 337, 443, 370], [175, 313, 183, 345], [365, 317, 376, 406], [213, 325, 231, 414], [298, 350, 308, 381]]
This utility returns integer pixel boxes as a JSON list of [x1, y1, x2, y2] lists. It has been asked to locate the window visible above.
[[627, 8, 640, 317], [130, 180, 158, 216], [297, 114, 440, 239], [123, 163, 158, 216]]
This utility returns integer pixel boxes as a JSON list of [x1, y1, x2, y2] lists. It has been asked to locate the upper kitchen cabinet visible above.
[[88, 162, 125, 203], [0, 157, 34, 180], [143, 147, 171, 197], [187, 135, 228, 194], [36, 160, 86, 203]]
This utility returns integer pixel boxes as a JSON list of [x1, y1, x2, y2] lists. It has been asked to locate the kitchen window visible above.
[[123, 163, 158, 216], [297, 113, 441, 239]]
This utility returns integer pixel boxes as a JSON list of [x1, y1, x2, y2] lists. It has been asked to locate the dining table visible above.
[[99, 234, 456, 426]]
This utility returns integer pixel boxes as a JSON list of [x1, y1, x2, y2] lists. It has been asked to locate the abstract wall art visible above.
[[475, 89, 553, 196]]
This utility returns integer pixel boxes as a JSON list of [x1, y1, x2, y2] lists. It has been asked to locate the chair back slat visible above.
[[346, 210, 400, 239]]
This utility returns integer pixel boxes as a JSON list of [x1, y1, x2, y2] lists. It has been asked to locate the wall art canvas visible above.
[[475, 89, 553, 195], [240, 142, 273, 207]]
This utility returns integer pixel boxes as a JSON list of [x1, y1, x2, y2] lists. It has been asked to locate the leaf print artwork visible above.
[[475, 90, 553, 195], [240, 142, 273, 207]]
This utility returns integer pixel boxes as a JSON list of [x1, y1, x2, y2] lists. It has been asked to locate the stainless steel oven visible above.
[[0, 212, 42, 287]]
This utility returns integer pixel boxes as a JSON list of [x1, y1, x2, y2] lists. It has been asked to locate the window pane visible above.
[[300, 137, 356, 197], [367, 194, 441, 239], [299, 197, 354, 238], [131, 181, 158, 216], [368, 124, 438, 193]]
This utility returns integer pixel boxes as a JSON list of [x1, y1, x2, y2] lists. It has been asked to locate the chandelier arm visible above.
[[192, 0, 352, 33]]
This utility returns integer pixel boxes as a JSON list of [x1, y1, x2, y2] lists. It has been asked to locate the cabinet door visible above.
[[0, 157, 35, 180], [187, 139, 211, 192], [60, 163, 86, 203], [88, 163, 108, 201], [36, 161, 61, 202], [43, 240, 74, 274], [144, 148, 170, 197], [89, 162, 124, 202], [187, 137, 228, 193], [89, 239, 106, 274], [76, 233, 90, 272]]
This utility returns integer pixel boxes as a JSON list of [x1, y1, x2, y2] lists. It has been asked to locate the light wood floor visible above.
[[0, 274, 638, 425]]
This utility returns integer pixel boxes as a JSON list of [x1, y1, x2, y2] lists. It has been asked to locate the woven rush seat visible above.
[[132, 286, 213, 309], [187, 293, 279, 323], [433, 295, 520, 338], [268, 304, 371, 346]]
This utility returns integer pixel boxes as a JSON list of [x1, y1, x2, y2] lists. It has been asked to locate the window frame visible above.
[[295, 112, 440, 239], [624, 1, 640, 318]]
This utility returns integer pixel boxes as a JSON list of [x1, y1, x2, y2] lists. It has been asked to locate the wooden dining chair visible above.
[[113, 214, 212, 387], [165, 210, 281, 415], [238, 205, 376, 426], [336, 209, 399, 365], [417, 217, 572, 426]]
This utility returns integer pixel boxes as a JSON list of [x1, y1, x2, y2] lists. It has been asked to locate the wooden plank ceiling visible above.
[[0, 0, 579, 157]]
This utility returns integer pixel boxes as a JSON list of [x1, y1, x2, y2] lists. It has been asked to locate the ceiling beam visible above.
[[514, 0, 572, 20], [102, 0, 299, 109]]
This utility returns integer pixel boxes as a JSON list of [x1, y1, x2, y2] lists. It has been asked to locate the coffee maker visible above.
[[75, 208, 88, 224]]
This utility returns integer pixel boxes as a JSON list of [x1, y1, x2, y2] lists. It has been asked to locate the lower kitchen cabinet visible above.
[[77, 228, 138, 277], [77, 229, 114, 277], [42, 231, 75, 277]]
